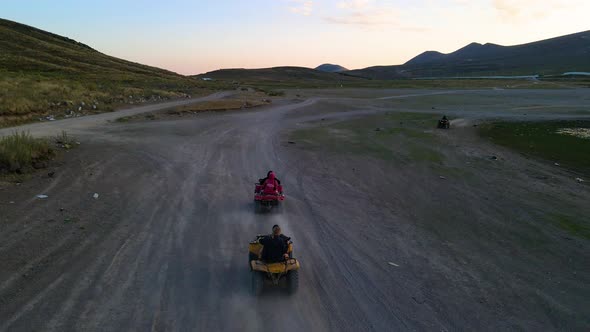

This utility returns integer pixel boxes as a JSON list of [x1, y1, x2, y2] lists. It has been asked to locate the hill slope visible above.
[[197, 66, 364, 88], [315, 64, 348, 72], [348, 30, 590, 79], [0, 18, 214, 127]]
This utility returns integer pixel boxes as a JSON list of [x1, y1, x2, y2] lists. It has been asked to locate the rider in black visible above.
[[259, 225, 290, 263]]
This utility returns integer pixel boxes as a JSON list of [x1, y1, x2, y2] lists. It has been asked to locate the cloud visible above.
[[324, 9, 396, 25], [492, 0, 530, 19], [338, 0, 371, 10], [288, 0, 314, 16], [325, 0, 397, 26], [492, 0, 582, 20]]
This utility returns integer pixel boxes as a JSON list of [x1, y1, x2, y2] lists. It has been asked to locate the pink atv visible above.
[[254, 177, 285, 213]]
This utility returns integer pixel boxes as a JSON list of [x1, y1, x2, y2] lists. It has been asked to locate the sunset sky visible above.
[[3, 0, 589, 75]]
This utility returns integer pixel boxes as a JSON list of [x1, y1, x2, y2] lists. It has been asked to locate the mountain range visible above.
[[346, 30, 590, 79], [201, 30, 590, 81]]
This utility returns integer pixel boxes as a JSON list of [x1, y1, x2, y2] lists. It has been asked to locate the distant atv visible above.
[[254, 182, 284, 213], [248, 235, 300, 295], [437, 118, 450, 129]]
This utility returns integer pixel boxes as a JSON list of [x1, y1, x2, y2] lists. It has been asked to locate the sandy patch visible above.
[[556, 128, 590, 139]]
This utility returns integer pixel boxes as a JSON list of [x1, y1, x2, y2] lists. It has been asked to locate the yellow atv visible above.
[[248, 235, 300, 295]]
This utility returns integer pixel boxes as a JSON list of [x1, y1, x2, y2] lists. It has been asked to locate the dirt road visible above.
[[0, 92, 234, 138], [0, 89, 588, 331]]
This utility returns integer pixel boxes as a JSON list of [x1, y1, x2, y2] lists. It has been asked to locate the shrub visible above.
[[54, 130, 77, 149], [0, 132, 54, 173]]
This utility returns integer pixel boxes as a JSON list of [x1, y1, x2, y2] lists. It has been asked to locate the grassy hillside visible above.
[[197, 66, 586, 90], [0, 18, 223, 127], [349, 30, 590, 79], [196, 66, 367, 89]]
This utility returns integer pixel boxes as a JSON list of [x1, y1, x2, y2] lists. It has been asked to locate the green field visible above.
[[198, 67, 583, 90], [479, 120, 590, 175], [290, 112, 444, 164]]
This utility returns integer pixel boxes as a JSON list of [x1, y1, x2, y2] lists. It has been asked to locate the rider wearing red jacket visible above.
[[258, 171, 282, 194]]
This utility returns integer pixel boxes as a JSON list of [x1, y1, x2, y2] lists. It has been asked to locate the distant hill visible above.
[[197, 66, 363, 87], [315, 64, 348, 73], [0, 18, 211, 127], [348, 30, 590, 79], [404, 51, 445, 66]]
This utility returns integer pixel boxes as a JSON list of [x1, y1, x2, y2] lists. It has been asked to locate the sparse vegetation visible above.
[[0, 18, 229, 128], [54, 130, 78, 150], [0, 131, 55, 174], [0, 130, 78, 181], [290, 112, 443, 163], [479, 120, 590, 175], [253, 87, 285, 97], [548, 213, 590, 240], [114, 91, 271, 122], [167, 98, 269, 115], [197, 66, 587, 90]]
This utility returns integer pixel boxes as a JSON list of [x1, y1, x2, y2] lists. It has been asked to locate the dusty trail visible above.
[[0, 92, 234, 138], [0, 89, 588, 331], [0, 98, 343, 331]]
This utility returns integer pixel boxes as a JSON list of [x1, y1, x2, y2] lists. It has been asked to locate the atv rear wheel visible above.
[[286, 270, 299, 294], [251, 272, 265, 296]]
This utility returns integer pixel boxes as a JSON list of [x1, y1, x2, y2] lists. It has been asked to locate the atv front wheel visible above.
[[286, 270, 299, 294], [251, 272, 265, 296]]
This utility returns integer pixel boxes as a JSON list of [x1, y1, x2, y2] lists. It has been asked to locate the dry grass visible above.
[[0, 75, 220, 128], [168, 98, 269, 115], [0, 19, 230, 128], [115, 92, 271, 122], [168, 90, 272, 115], [0, 131, 55, 174]]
